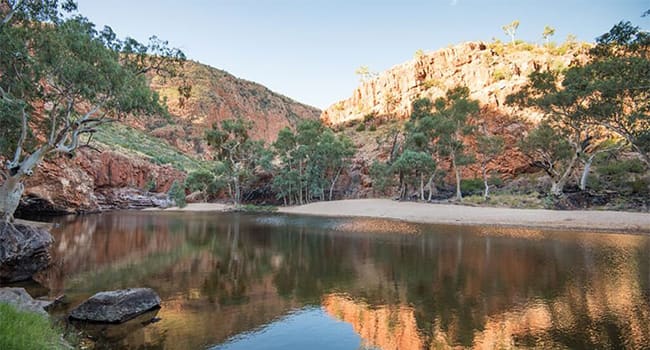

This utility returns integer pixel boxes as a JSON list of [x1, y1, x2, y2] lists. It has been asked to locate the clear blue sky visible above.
[[76, 0, 648, 109]]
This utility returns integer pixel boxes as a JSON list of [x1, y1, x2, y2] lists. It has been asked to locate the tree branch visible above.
[[10, 107, 28, 167], [1, 0, 23, 26]]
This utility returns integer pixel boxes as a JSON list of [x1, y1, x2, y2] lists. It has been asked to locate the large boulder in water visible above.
[[0, 222, 54, 283], [69, 288, 161, 323]]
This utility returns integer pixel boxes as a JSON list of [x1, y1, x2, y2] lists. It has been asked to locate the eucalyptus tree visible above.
[[508, 21, 650, 195], [507, 70, 591, 196], [400, 98, 437, 200], [271, 121, 354, 204], [206, 118, 267, 206], [476, 134, 504, 200], [0, 0, 186, 222], [542, 25, 555, 45], [431, 87, 479, 201], [576, 21, 650, 166], [502, 20, 520, 44]]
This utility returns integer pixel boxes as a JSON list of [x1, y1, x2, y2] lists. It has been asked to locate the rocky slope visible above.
[[323, 41, 589, 124], [16, 61, 321, 215], [323, 41, 590, 196], [148, 60, 321, 156]]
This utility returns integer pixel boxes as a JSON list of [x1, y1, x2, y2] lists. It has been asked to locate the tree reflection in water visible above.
[[43, 212, 650, 349]]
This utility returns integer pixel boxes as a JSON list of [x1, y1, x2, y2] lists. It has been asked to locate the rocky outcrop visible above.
[[0, 287, 53, 315], [18, 148, 184, 215], [69, 288, 161, 323], [322, 41, 589, 125], [0, 223, 53, 282]]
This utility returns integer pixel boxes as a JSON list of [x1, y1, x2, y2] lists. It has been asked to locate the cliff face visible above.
[[322, 41, 588, 124], [19, 149, 184, 214], [322, 42, 590, 195]]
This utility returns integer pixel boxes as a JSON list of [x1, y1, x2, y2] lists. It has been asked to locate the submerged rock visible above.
[[0, 287, 53, 315], [69, 288, 161, 323], [0, 222, 54, 283]]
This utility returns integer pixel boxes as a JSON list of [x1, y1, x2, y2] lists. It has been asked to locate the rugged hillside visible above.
[[18, 61, 321, 215], [148, 60, 321, 156], [323, 41, 589, 124], [323, 41, 591, 197]]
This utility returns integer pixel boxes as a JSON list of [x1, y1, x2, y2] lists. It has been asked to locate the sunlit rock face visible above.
[[322, 41, 589, 125], [149, 60, 321, 155], [321, 42, 590, 194], [20, 148, 184, 214]]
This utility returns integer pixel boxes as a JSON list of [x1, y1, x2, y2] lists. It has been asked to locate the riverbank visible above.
[[134, 199, 650, 233], [278, 199, 650, 233]]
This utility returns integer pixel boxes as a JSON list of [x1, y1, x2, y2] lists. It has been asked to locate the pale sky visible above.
[[76, 0, 649, 109]]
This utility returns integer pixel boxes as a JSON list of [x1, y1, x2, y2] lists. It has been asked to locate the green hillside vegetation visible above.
[[93, 123, 211, 172]]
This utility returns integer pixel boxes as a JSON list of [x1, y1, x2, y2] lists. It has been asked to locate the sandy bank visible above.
[[278, 199, 650, 233]]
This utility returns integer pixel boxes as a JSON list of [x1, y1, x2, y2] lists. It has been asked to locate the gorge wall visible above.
[[322, 41, 589, 125], [323, 41, 591, 196], [17, 61, 321, 214]]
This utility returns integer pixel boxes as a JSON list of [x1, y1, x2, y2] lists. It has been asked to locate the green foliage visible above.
[[168, 180, 186, 208], [0, 303, 66, 350], [92, 123, 210, 172], [492, 68, 510, 81], [518, 123, 573, 173], [185, 170, 217, 200], [542, 25, 556, 43], [369, 160, 394, 194], [0, 0, 185, 220], [363, 113, 376, 122], [206, 117, 267, 205], [422, 79, 443, 90], [431, 86, 479, 199], [144, 177, 157, 192], [502, 20, 520, 43], [460, 178, 484, 195], [392, 150, 436, 187], [369, 125, 377, 132], [597, 158, 646, 176], [355, 123, 366, 132], [271, 120, 355, 204]]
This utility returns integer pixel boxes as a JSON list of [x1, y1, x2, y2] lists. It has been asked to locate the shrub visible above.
[[363, 113, 376, 123], [185, 170, 215, 193], [369, 161, 394, 194], [597, 158, 646, 176], [144, 177, 157, 192], [168, 180, 187, 208], [488, 175, 504, 187], [369, 125, 377, 132], [355, 123, 366, 132], [628, 178, 650, 195], [0, 303, 66, 350], [461, 178, 484, 195], [492, 68, 510, 81]]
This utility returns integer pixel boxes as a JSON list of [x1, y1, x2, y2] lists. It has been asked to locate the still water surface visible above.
[[37, 211, 650, 349]]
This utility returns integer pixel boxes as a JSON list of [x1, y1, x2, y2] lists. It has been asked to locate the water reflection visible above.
[[41, 212, 650, 349]]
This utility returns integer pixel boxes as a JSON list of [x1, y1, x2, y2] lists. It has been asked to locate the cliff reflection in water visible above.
[[44, 212, 650, 349]]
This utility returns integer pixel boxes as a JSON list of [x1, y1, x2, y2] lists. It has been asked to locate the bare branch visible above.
[[10, 108, 27, 166]]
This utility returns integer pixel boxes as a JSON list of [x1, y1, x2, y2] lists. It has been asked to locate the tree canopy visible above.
[[0, 0, 185, 221]]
